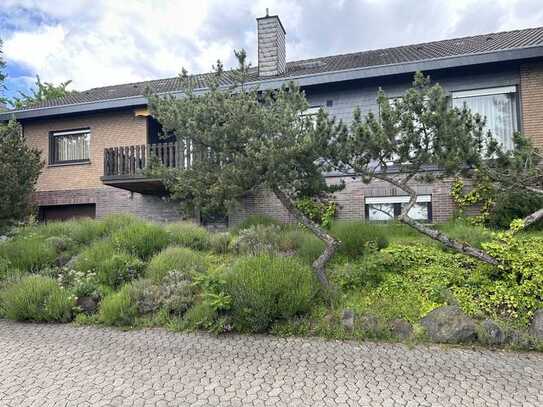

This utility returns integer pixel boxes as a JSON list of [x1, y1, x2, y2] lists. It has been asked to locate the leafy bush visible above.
[[436, 220, 492, 249], [209, 232, 232, 254], [279, 229, 324, 264], [224, 255, 318, 332], [295, 197, 337, 228], [330, 221, 389, 258], [488, 191, 543, 230], [0, 235, 57, 273], [234, 224, 282, 255], [74, 240, 144, 288], [166, 222, 211, 250], [233, 214, 280, 232], [111, 221, 170, 259], [98, 284, 138, 326], [146, 247, 206, 283], [100, 213, 140, 235], [0, 275, 74, 322]]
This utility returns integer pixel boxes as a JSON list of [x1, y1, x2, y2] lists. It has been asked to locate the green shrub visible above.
[[233, 214, 280, 232], [0, 275, 74, 322], [279, 229, 324, 264], [111, 221, 170, 259], [209, 232, 232, 254], [330, 221, 389, 258], [436, 220, 492, 249], [98, 284, 138, 326], [0, 235, 57, 273], [32, 218, 108, 245], [166, 222, 210, 250], [234, 224, 282, 255], [488, 191, 543, 230], [74, 240, 144, 288], [100, 213, 140, 235], [224, 255, 318, 332], [344, 274, 439, 324], [146, 247, 206, 283]]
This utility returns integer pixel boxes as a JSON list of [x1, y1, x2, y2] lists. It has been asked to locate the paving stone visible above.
[[0, 320, 542, 406]]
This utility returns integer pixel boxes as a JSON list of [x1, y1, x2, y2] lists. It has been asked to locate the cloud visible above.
[[0, 0, 541, 96]]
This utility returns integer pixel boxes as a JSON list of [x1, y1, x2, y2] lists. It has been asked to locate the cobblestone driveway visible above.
[[1, 320, 542, 406]]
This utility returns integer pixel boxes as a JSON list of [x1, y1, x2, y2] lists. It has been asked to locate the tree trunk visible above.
[[522, 207, 543, 229], [373, 174, 500, 266], [272, 187, 339, 289]]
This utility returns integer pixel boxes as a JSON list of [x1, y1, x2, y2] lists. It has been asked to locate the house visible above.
[[1, 14, 542, 225]]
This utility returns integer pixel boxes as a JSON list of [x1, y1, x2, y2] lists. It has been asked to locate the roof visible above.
[[3, 26, 543, 120]]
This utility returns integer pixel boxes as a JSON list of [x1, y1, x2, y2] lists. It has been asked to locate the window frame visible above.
[[451, 85, 519, 150], [364, 195, 433, 222], [48, 128, 91, 165]]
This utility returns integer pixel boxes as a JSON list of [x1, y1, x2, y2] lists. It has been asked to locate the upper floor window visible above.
[[49, 128, 91, 165], [452, 86, 518, 151]]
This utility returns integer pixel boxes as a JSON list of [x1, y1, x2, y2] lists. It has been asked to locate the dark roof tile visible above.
[[15, 26, 543, 111]]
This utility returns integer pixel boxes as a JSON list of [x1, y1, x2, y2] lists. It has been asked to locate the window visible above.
[[49, 128, 90, 164], [365, 195, 432, 222], [300, 106, 322, 129], [452, 86, 518, 151]]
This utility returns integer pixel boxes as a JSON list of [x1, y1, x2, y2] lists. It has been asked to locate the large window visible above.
[[452, 86, 518, 151], [365, 195, 432, 222], [49, 129, 90, 164]]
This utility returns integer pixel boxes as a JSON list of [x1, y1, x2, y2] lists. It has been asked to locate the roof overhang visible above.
[[2, 45, 543, 122]]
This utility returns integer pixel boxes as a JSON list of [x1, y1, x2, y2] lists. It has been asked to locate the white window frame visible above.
[[451, 85, 518, 151], [365, 195, 432, 222], [451, 86, 517, 100]]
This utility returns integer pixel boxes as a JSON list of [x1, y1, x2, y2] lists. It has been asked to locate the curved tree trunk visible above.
[[522, 207, 543, 229], [373, 174, 500, 266], [272, 187, 339, 289]]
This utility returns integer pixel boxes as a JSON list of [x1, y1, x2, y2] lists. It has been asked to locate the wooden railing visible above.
[[103, 141, 193, 177]]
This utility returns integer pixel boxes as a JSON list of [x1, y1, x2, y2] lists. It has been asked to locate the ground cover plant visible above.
[[0, 214, 542, 351]]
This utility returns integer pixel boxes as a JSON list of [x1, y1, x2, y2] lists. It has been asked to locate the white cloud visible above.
[[1, 0, 541, 93]]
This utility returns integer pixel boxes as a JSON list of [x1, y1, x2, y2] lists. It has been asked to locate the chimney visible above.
[[257, 9, 286, 77]]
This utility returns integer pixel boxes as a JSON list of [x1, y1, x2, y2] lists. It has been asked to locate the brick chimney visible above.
[[257, 10, 286, 77]]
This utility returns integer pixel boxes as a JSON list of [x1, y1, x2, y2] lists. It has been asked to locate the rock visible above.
[[341, 309, 354, 331], [64, 255, 79, 270], [76, 296, 99, 315], [390, 319, 413, 340], [529, 309, 543, 340], [360, 314, 379, 334], [479, 320, 506, 346], [420, 306, 478, 344], [55, 253, 72, 268]]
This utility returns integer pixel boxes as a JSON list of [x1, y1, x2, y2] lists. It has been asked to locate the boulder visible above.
[[390, 319, 413, 340], [420, 306, 478, 344], [479, 319, 506, 346], [360, 314, 379, 334], [76, 296, 99, 315], [341, 309, 354, 331], [529, 309, 543, 340]]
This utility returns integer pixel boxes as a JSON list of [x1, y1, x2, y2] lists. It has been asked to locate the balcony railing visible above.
[[103, 141, 193, 178]]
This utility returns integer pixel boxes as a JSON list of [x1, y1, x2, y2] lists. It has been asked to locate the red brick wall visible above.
[[520, 61, 543, 149], [23, 109, 147, 191]]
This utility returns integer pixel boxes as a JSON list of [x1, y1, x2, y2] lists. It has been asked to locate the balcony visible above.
[[101, 141, 192, 194]]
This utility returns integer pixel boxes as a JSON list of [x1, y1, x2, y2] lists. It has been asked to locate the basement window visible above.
[[49, 128, 91, 165], [365, 195, 432, 222]]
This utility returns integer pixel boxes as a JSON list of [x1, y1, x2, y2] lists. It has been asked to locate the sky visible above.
[[1, 0, 542, 99]]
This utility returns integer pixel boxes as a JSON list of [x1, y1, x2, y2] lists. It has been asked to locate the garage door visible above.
[[39, 204, 96, 222]]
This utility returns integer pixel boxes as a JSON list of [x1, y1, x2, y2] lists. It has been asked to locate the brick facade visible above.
[[24, 109, 147, 191], [520, 61, 543, 149], [34, 187, 183, 223], [229, 176, 460, 226], [25, 109, 183, 222]]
